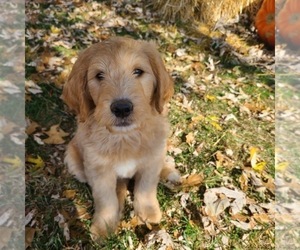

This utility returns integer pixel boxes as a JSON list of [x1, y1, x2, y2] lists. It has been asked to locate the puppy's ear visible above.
[[61, 51, 95, 122], [145, 42, 174, 114]]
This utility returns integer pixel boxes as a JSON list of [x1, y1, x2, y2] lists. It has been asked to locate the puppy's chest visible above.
[[114, 159, 137, 179]]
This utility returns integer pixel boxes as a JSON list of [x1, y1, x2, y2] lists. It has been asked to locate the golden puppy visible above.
[[62, 37, 180, 239]]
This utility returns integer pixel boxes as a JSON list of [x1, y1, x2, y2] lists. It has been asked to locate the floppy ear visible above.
[[61, 51, 95, 122], [145, 42, 174, 114]]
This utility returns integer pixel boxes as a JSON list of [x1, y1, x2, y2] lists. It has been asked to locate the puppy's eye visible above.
[[96, 72, 104, 81], [133, 68, 144, 77]]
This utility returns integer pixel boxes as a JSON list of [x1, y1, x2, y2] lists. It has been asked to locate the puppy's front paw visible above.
[[90, 213, 118, 240], [134, 199, 162, 224], [161, 155, 182, 185]]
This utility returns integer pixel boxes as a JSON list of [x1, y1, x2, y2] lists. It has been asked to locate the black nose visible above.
[[110, 99, 133, 118]]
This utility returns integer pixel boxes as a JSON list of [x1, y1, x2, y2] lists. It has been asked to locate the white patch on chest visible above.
[[114, 159, 137, 178]]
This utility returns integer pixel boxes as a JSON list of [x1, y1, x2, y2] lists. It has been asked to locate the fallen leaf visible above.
[[191, 115, 205, 122], [239, 171, 249, 191], [249, 147, 258, 168], [253, 213, 270, 223], [26, 155, 45, 170], [63, 190, 76, 200], [181, 173, 204, 187], [26, 120, 39, 135], [205, 196, 231, 217], [33, 133, 44, 145], [145, 229, 174, 249], [43, 124, 69, 144], [120, 216, 140, 230], [243, 102, 266, 113], [25, 210, 36, 226], [210, 121, 222, 131], [263, 177, 275, 194], [180, 193, 190, 211], [75, 204, 91, 220], [25, 80, 43, 95], [201, 216, 218, 235], [50, 25, 61, 34], [224, 113, 239, 123], [188, 115, 205, 128], [25, 227, 36, 248], [54, 212, 70, 241], [207, 115, 222, 131], [204, 187, 246, 216], [205, 94, 216, 102], [231, 213, 248, 222], [215, 151, 233, 168], [230, 219, 256, 230], [253, 161, 266, 172], [185, 132, 195, 146]]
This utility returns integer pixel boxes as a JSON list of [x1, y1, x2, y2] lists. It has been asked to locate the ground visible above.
[[25, 1, 276, 249]]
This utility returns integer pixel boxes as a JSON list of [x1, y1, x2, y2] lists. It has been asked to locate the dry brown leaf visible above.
[[120, 216, 140, 230], [204, 187, 246, 217], [75, 205, 91, 220], [239, 171, 249, 191], [263, 178, 275, 194], [185, 132, 195, 146], [63, 190, 76, 200], [230, 219, 256, 230], [26, 120, 39, 135], [188, 114, 204, 129], [253, 213, 270, 223], [25, 80, 43, 95], [215, 151, 233, 168], [181, 173, 204, 187], [201, 216, 218, 235], [248, 204, 265, 215], [43, 124, 69, 144], [25, 227, 36, 248], [231, 213, 248, 222], [145, 229, 174, 249], [54, 212, 70, 241], [180, 193, 190, 211], [243, 102, 266, 113], [205, 197, 231, 217]]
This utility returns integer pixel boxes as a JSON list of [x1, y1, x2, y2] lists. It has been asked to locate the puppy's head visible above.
[[62, 37, 173, 132]]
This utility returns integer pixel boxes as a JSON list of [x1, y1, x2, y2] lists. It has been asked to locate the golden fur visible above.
[[62, 37, 180, 239]]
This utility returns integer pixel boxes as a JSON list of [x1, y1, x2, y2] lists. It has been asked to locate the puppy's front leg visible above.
[[88, 170, 119, 239], [134, 161, 162, 224]]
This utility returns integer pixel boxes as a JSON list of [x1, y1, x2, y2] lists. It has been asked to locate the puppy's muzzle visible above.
[[110, 99, 133, 119]]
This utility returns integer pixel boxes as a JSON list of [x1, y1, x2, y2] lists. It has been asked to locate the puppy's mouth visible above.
[[109, 99, 137, 132], [115, 118, 132, 127], [110, 120, 138, 133]]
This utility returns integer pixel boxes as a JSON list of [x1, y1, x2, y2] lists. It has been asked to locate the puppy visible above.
[[62, 37, 180, 239]]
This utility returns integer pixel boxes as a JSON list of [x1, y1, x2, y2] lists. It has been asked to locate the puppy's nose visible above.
[[110, 99, 133, 118]]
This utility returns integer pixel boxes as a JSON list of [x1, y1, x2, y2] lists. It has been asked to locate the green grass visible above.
[[25, 1, 275, 249]]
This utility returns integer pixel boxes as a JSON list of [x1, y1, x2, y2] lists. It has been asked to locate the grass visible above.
[[25, 1, 275, 249]]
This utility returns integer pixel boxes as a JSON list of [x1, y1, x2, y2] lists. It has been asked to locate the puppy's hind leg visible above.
[[64, 139, 87, 182]]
